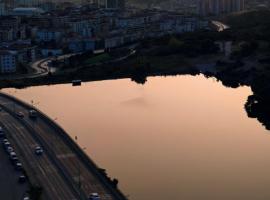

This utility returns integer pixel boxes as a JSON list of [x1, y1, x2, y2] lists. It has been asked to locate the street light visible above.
[[30, 100, 40, 133], [75, 136, 82, 199], [8, 90, 17, 112], [74, 136, 87, 200]]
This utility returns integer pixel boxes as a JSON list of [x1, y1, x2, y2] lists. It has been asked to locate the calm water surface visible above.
[[3, 75, 270, 200]]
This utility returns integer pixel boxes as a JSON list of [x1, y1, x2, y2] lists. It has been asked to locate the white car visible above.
[[35, 146, 43, 155], [89, 193, 100, 200]]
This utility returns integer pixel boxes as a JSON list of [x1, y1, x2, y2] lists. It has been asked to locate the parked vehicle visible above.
[[15, 162, 23, 171], [11, 156, 19, 165], [5, 146, 13, 154], [2, 138, 8, 143], [9, 152, 17, 161], [18, 175, 27, 183], [0, 127, 5, 137], [3, 141, 11, 149]]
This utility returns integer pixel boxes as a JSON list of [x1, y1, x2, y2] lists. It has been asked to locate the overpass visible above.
[[0, 92, 127, 200]]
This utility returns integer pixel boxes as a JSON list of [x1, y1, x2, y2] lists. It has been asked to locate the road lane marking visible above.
[[57, 153, 76, 159]]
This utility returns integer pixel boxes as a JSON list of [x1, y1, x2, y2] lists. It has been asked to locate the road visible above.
[[0, 136, 29, 200], [211, 21, 230, 32], [0, 93, 127, 200]]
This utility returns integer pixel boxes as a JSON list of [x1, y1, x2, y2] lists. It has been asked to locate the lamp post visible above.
[[75, 136, 82, 199], [74, 136, 87, 200], [30, 100, 40, 133], [8, 90, 17, 113]]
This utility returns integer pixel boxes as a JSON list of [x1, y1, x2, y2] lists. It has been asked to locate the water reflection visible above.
[[3, 75, 270, 200]]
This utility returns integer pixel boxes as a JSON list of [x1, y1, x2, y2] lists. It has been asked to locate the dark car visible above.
[[15, 162, 23, 171], [5, 146, 14, 154], [11, 156, 19, 165], [29, 110, 37, 119], [18, 175, 27, 183], [17, 112, 24, 118], [0, 127, 5, 137]]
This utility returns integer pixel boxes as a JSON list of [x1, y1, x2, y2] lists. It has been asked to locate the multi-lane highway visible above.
[[0, 92, 127, 200]]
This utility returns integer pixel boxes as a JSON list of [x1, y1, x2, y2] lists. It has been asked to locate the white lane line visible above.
[[57, 153, 76, 159]]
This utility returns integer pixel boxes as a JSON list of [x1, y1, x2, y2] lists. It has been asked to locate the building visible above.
[[0, 28, 14, 41], [106, 0, 125, 9], [198, 0, 245, 16], [0, 50, 17, 73], [12, 7, 44, 16], [36, 28, 63, 42], [0, 3, 7, 16]]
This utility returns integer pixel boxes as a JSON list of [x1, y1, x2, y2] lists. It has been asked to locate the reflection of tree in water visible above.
[[133, 67, 270, 131], [244, 75, 270, 130], [130, 64, 149, 85], [244, 95, 270, 130], [131, 75, 147, 84], [203, 67, 270, 131]]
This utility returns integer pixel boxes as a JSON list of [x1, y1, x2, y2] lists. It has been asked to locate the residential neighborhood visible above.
[[0, 1, 209, 74]]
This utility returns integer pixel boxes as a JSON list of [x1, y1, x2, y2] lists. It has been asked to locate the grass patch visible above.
[[83, 53, 111, 65]]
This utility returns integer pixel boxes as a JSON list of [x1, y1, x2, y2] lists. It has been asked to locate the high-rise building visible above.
[[0, 3, 7, 16], [106, 0, 125, 9], [198, 0, 244, 16]]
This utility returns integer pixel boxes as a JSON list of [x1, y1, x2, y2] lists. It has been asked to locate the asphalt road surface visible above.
[[0, 138, 29, 200]]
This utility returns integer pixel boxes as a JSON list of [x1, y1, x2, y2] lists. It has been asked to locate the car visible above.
[[15, 162, 23, 171], [0, 127, 5, 137], [18, 175, 27, 183], [23, 197, 30, 200], [10, 156, 19, 165], [0, 131, 5, 138], [5, 146, 13, 154], [89, 193, 100, 200], [9, 152, 17, 160], [2, 138, 8, 143], [29, 110, 37, 119], [3, 141, 11, 149], [17, 112, 24, 118], [35, 146, 43, 155]]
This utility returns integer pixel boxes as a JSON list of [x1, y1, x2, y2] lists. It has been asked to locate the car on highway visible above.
[[9, 152, 17, 161], [89, 193, 100, 200], [34, 146, 43, 155], [5, 146, 14, 154], [18, 175, 27, 183], [29, 110, 37, 119], [17, 111, 24, 118], [3, 141, 11, 149], [11, 156, 19, 165], [15, 162, 23, 171], [0, 126, 5, 137]]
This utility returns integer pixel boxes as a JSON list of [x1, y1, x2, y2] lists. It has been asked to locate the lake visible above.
[[3, 74, 270, 200]]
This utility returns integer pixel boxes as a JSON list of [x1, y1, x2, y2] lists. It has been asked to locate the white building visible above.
[[0, 51, 17, 73]]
